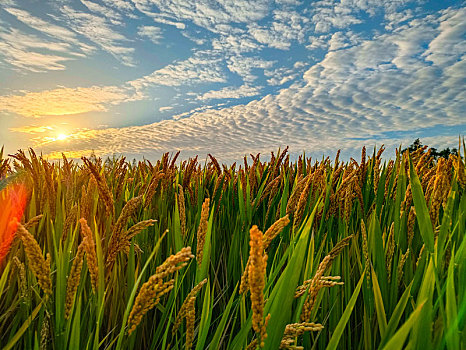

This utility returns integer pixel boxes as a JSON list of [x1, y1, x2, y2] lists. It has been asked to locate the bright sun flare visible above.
[[56, 133, 68, 141]]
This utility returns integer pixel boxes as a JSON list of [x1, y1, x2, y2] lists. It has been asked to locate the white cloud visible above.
[[60, 5, 135, 66], [131, 0, 270, 33], [3, 7, 85, 48], [129, 50, 226, 89], [159, 106, 174, 112], [0, 27, 76, 72], [227, 56, 275, 82], [197, 84, 261, 100], [101, 0, 136, 12], [137, 26, 163, 44], [265, 62, 308, 86], [385, 9, 414, 30], [80, 0, 124, 25], [328, 31, 361, 51], [212, 34, 261, 54], [248, 9, 311, 50], [423, 7, 466, 66]]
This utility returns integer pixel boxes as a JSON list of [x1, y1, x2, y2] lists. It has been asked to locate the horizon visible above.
[[0, 0, 465, 162]]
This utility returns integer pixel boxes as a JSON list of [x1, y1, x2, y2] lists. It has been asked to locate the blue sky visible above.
[[0, 0, 464, 161]]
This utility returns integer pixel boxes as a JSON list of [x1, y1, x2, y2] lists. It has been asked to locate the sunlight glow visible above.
[[56, 133, 68, 141]]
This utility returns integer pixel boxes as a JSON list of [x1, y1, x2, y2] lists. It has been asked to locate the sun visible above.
[[56, 133, 68, 141]]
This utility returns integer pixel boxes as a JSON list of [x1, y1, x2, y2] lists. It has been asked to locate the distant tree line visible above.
[[402, 138, 458, 160]]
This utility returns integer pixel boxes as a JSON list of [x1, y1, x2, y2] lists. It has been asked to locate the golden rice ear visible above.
[[79, 219, 98, 292], [65, 238, 86, 319], [178, 184, 186, 236], [248, 225, 268, 347], [127, 247, 195, 335], [196, 198, 210, 266], [16, 223, 52, 296]]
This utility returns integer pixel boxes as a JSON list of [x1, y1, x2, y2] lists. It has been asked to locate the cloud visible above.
[[159, 106, 174, 112], [2, 7, 88, 49], [9, 125, 54, 134], [35, 6, 465, 162], [131, 0, 270, 33], [60, 5, 135, 66], [423, 7, 466, 66], [212, 34, 261, 54], [0, 86, 135, 117], [0, 27, 76, 72], [137, 26, 163, 44], [248, 9, 311, 50], [80, 0, 124, 25], [101, 0, 135, 12], [265, 61, 308, 86], [227, 56, 275, 82], [328, 31, 362, 51], [129, 50, 226, 89], [197, 84, 261, 100]]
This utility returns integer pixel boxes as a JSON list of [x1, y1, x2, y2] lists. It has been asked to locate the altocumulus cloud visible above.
[[36, 6, 465, 162]]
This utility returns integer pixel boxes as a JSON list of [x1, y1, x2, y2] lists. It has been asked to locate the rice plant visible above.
[[0, 143, 464, 350]]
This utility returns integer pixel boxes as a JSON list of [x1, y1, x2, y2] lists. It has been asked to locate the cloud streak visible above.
[[0, 86, 135, 117]]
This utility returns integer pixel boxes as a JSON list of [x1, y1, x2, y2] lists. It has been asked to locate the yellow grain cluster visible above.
[[292, 176, 312, 231], [385, 223, 395, 282], [172, 278, 207, 350], [106, 196, 143, 272], [13, 256, 27, 298], [79, 218, 99, 292], [240, 215, 290, 294], [127, 247, 194, 335], [178, 184, 187, 236], [82, 157, 114, 216], [373, 145, 385, 193], [16, 222, 52, 296], [428, 158, 450, 225], [196, 198, 210, 266], [407, 207, 416, 247], [23, 214, 43, 230], [65, 238, 86, 319], [280, 322, 324, 349], [397, 248, 410, 288], [298, 235, 352, 322], [361, 219, 370, 283], [248, 225, 269, 348]]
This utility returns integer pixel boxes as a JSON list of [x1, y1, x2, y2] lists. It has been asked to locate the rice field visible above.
[[0, 144, 464, 350]]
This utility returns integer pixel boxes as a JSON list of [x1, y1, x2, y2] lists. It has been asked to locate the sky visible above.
[[0, 0, 465, 162]]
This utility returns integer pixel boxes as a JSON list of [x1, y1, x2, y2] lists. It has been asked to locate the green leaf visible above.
[[379, 280, 413, 348], [380, 301, 426, 350], [3, 302, 43, 350], [209, 284, 238, 350], [372, 266, 387, 337], [195, 280, 212, 350], [263, 202, 320, 350], [326, 273, 364, 350], [445, 250, 460, 350], [408, 157, 434, 253]]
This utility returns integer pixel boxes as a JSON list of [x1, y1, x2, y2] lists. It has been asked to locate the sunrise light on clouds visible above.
[[0, 0, 464, 161]]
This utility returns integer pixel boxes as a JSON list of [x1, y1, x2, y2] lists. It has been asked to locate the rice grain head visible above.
[[196, 198, 210, 266], [16, 222, 52, 296], [65, 238, 86, 319]]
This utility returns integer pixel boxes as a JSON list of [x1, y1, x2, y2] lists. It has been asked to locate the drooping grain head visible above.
[[196, 198, 210, 266], [248, 225, 268, 347], [16, 223, 52, 296]]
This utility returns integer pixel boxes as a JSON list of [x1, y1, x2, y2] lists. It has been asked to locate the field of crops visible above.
[[0, 144, 464, 350]]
